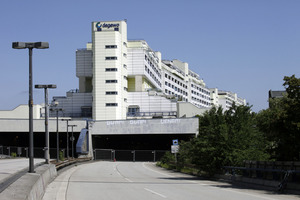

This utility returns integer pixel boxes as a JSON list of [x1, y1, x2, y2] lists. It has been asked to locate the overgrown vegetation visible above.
[[159, 75, 300, 176], [59, 151, 65, 161], [257, 75, 300, 161]]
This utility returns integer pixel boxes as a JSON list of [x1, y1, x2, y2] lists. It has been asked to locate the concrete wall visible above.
[[177, 102, 209, 118], [0, 119, 86, 132], [90, 118, 199, 135], [0, 105, 42, 119], [0, 164, 57, 200], [127, 92, 177, 113]]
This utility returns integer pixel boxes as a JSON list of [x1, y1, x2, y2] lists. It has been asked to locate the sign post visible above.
[[171, 139, 179, 163]]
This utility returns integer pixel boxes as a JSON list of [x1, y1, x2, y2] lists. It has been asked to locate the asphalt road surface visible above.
[[43, 161, 299, 200]]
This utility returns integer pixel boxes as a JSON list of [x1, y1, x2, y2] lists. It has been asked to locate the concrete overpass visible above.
[[0, 117, 198, 159]]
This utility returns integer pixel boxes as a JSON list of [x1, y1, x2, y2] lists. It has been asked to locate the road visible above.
[[43, 161, 299, 200]]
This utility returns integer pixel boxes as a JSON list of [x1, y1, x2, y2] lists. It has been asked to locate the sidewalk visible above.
[[0, 158, 57, 200], [0, 158, 45, 184]]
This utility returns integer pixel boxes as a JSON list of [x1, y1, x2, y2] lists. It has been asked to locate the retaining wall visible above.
[[0, 164, 57, 200]]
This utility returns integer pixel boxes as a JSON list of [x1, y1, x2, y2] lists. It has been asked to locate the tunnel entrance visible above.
[[92, 134, 194, 150], [92, 134, 194, 161]]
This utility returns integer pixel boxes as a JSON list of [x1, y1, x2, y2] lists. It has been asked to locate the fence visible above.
[[224, 161, 300, 192], [0, 145, 70, 159], [93, 149, 168, 162]]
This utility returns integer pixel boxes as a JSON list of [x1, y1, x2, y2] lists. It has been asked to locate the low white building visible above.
[[0, 105, 42, 119], [210, 88, 247, 111]]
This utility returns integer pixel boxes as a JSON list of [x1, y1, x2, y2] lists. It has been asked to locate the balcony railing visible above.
[[127, 111, 177, 117], [49, 111, 92, 119]]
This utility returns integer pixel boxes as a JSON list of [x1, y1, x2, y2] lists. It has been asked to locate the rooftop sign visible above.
[[95, 22, 120, 31]]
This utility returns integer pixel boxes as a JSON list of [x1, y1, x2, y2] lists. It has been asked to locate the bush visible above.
[[59, 151, 65, 161], [160, 151, 175, 164], [11, 152, 17, 157]]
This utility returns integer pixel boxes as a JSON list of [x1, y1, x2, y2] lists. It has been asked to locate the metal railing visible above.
[[0, 145, 69, 160], [93, 149, 168, 162], [223, 166, 300, 192], [49, 111, 92, 118], [127, 111, 177, 117]]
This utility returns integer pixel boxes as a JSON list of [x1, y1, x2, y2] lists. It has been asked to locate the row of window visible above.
[[105, 68, 118, 72], [165, 89, 188, 102], [226, 100, 233, 106], [105, 54, 126, 60], [191, 97, 211, 106], [106, 57, 117, 60], [97, 27, 119, 32], [105, 65, 127, 72], [105, 45, 117, 49], [144, 66, 162, 87], [191, 90, 210, 100], [145, 55, 161, 78], [106, 91, 118, 95], [106, 80, 118, 83], [106, 103, 118, 107], [165, 81, 188, 96], [191, 84, 210, 95], [106, 99, 127, 107], [164, 73, 187, 89]]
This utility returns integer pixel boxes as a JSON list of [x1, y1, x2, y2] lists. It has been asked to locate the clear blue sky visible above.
[[0, 0, 299, 112]]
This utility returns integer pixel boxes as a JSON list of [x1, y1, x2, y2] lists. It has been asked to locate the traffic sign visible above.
[[171, 145, 179, 153], [172, 139, 179, 145]]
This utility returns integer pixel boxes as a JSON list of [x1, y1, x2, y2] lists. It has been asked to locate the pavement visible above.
[[0, 158, 58, 200], [0, 158, 45, 192], [43, 161, 300, 200], [0, 158, 45, 182]]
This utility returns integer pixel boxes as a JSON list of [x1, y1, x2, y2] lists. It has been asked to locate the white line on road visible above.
[[124, 178, 133, 182], [144, 188, 167, 198], [143, 163, 278, 200], [142, 162, 175, 178]]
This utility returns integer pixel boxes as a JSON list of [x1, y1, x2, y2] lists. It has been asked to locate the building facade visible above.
[[50, 20, 246, 120]]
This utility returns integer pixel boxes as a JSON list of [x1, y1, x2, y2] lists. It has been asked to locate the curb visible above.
[[0, 164, 57, 200]]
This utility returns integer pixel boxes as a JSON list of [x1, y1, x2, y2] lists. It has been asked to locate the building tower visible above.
[[92, 20, 128, 120]]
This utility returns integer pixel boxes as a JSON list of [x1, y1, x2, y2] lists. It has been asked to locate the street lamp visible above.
[[12, 42, 49, 173], [68, 125, 77, 158], [62, 118, 72, 160], [35, 84, 56, 164], [50, 107, 63, 162]]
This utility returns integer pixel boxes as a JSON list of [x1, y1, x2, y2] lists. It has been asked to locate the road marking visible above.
[[124, 178, 133, 182], [142, 162, 175, 178], [144, 188, 167, 198], [143, 162, 278, 199]]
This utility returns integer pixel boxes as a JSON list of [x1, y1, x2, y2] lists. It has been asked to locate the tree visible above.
[[179, 104, 269, 176], [257, 75, 300, 161]]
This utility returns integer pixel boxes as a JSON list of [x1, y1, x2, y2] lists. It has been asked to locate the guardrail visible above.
[[223, 166, 300, 193], [0, 145, 70, 159], [93, 149, 168, 162], [52, 157, 92, 170]]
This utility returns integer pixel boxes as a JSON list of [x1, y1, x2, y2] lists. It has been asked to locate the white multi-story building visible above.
[[50, 20, 246, 120], [92, 21, 128, 120], [210, 88, 246, 111]]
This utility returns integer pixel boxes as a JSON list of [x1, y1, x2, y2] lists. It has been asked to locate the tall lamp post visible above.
[[62, 118, 72, 160], [35, 84, 56, 164], [68, 125, 77, 158], [50, 107, 63, 162], [12, 42, 49, 173]]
